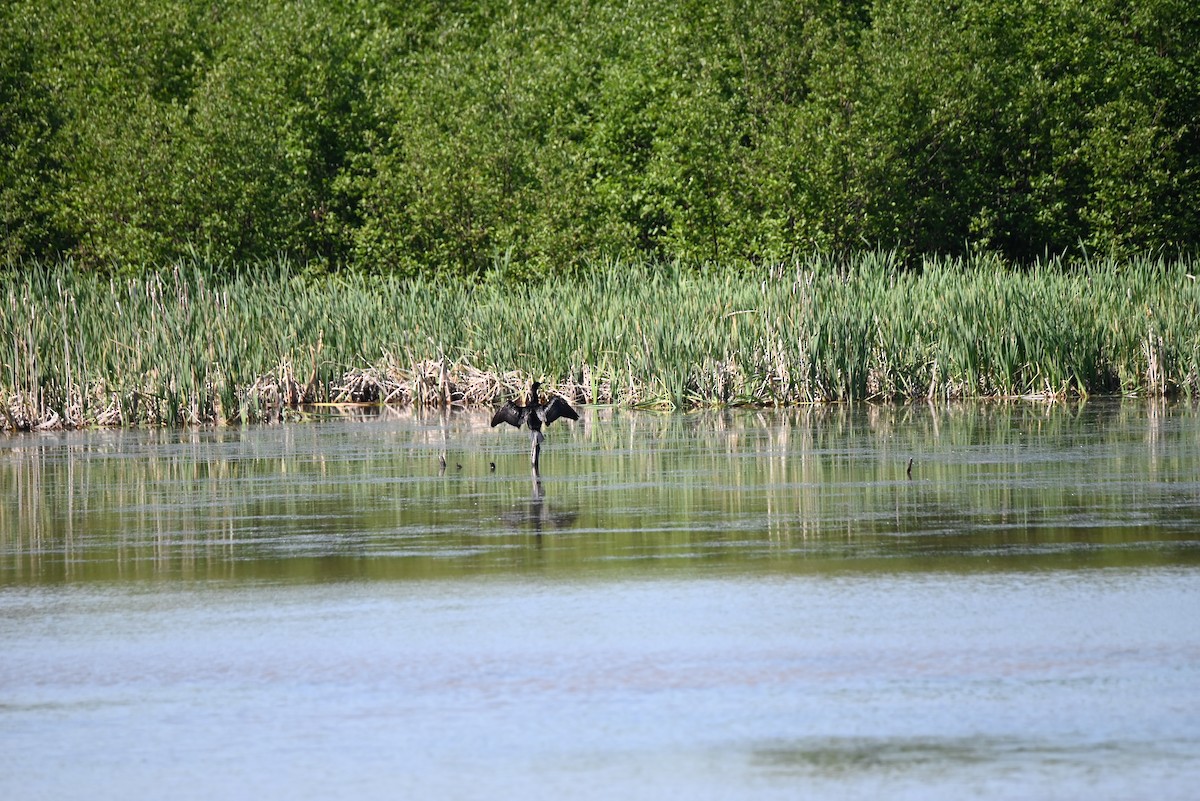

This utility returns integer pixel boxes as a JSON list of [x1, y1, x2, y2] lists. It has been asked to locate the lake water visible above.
[[2, 401, 1199, 800]]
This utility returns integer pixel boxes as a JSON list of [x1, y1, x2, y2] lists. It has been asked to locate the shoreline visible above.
[[0, 358, 1181, 433]]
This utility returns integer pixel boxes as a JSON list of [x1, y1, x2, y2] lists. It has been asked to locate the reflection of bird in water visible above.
[[491, 381, 578, 468], [499, 466, 579, 539]]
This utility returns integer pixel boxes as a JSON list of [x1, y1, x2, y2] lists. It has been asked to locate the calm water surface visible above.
[[2, 401, 1199, 799]]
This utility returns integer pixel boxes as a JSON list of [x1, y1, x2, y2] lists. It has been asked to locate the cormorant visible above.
[[491, 381, 578, 468]]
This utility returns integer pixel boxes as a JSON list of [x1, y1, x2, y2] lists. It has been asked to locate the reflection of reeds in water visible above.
[[2, 401, 1195, 582], [553, 401, 1199, 554], [3, 252, 1199, 430]]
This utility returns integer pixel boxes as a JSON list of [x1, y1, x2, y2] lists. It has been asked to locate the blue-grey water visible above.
[[2, 401, 1199, 800]]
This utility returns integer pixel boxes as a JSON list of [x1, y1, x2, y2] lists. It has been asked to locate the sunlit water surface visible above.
[[2, 401, 1199, 800]]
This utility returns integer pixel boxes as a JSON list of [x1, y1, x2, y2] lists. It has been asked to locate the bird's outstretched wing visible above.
[[540, 396, 579, 426], [491, 402, 524, 428]]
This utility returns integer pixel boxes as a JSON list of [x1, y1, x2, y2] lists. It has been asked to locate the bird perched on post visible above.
[[491, 381, 578, 469]]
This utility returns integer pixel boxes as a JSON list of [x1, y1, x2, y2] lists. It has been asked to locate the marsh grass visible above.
[[3, 252, 1199, 430]]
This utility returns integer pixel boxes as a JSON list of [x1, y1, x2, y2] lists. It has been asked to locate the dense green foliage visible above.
[[2, 0, 1197, 273], [3, 253, 1198, 429]]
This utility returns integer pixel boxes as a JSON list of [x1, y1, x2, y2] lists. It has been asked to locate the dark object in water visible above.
[[906, 457, 913, 479], [491, 381, 578, 468]]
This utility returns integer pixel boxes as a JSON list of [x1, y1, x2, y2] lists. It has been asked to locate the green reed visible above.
[[3, 252, 1199, 429]]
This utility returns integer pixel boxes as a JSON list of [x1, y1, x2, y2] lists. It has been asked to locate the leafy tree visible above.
[[2, 0, 1197, 271], [821, 0, 1200, 260], [0, 3, 63, 261]]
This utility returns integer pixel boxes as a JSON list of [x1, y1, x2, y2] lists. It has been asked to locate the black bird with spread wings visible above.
[[491, 381, 578, 468]]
